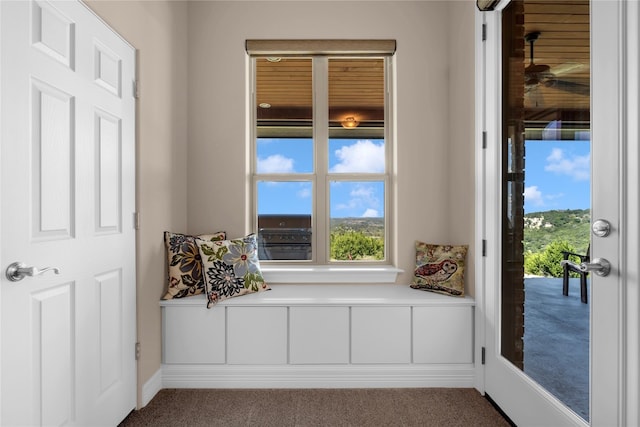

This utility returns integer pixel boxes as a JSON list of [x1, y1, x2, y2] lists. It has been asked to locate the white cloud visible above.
[[524, 186, 545, 206], [544, 148, 590, 181], [334, 183, 381, 217], [257, 154, 294, 173], [350, 185, 379, 211], [547, 148, 563, 162], [330, 140, 385, 173], [297, 187, 311, 198], [350, 185, 375, 200], [361, 208, 379, 218], [545, 192, 565, 201]]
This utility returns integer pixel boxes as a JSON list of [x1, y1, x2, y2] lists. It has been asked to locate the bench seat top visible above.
[[159, 284, 475, 307]]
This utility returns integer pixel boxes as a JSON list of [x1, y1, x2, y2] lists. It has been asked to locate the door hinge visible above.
[[133, 80, 140, 99], [482, 23, 487, 41], [482, 131, 487, 149], [482, 239, 487, 257], [135, 342, 141, 361], [481, 347, 486, 365], [134, 212, 140, 230]]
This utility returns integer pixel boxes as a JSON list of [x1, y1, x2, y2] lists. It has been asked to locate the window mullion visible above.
[[249, 57, 259, 234], [385, 57, 394, 264], [314, 57, 329, 264]]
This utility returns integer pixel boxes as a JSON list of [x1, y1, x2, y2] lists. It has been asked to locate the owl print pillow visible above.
[[410, 241, 468, 296]]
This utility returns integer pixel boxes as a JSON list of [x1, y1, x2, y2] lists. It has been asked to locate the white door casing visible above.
[[478, 0, 639, 425], [0, 1, 136, 425]]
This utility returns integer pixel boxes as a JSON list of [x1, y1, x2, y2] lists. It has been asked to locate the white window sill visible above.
[[260, 265, 404, 284]]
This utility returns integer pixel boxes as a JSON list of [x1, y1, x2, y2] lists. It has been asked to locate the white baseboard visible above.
[[141, 368, 163, 407], [161, 364, 475, 389]]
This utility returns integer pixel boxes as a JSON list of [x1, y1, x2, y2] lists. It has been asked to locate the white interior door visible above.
[[480, 1, 636, 425], [0, 1, 136, 425]]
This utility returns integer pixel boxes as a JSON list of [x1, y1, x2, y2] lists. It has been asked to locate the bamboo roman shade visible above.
[[246, 39, 396, 56]]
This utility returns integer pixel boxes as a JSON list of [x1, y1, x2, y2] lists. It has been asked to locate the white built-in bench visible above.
[[160, 284, 475, 388]]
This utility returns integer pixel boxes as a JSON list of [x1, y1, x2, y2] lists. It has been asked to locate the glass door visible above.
[[481, 1, 625, 425], [500, 0, 590, 420]]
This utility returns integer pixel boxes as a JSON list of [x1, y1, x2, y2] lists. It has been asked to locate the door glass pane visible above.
[[501, 0, 590, 421]]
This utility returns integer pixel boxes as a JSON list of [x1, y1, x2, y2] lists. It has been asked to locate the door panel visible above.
[[32, 78, 75, 239], [97, 269, 124, 392], [1, 1, 136, 425], [32, 0, 75, 69], [35, 283, 75, 427], [96, 110, 122, 232]]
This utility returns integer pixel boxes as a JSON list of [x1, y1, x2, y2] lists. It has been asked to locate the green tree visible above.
[[330, 230, 384, 261], [524, 240, 577, 278]]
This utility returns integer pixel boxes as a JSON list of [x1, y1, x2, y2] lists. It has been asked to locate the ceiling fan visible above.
[[525, 31, 590, 99]]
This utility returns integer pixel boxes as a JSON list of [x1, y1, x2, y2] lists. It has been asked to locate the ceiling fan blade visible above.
[[550, 62, 588, 76], [548, 79, 590, 96]]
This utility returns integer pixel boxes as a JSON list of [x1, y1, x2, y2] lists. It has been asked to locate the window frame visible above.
[[249, 49, 396, 273]]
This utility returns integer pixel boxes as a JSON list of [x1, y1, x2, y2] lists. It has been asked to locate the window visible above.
[[248, 41, 395, 266]]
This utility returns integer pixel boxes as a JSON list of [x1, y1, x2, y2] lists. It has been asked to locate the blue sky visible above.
[[256, 138, 385, 218], [524, 139, 590, 213], [256, 136, 591, 217]]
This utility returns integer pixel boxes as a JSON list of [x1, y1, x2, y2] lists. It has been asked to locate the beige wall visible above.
[[85, 0, 189, 407], [187, 0, 477, 285], [448, 1, 477, 293], [88, 0, 476, 407]]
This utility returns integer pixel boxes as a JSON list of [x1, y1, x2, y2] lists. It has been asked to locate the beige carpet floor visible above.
[[119, 388, 511, 426]]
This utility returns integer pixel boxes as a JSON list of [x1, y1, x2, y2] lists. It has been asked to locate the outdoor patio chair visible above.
[[561, 244, 590, 304]]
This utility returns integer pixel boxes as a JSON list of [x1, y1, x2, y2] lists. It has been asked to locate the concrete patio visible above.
[[524, 277, 590, 421]]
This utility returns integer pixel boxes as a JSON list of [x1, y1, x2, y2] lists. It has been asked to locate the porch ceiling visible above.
[[254, 0, 590, 127], [522, 0, 590, 121]]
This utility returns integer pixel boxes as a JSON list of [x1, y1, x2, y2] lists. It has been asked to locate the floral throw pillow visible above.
[[163, 231, 226, 300], [196, 234, 270, 308], [410, 241, 468, 297]]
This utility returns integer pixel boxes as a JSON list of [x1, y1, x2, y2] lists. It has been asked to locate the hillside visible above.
[[524, 209, 590, 254], [330, 211, 590, 256], [330, 217, 384, 238]]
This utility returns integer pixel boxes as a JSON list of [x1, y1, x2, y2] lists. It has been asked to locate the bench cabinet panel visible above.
[[163, 305, 226, 364], [413, 306, 473, 364], [351, 306, 411, 364], [289, 306, 350, 364], [227, 306, 288, 364]]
